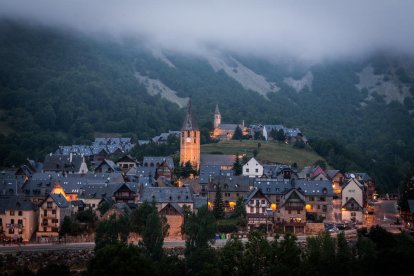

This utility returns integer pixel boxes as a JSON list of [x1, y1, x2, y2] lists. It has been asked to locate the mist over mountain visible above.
[[0, 1, 414, 191]]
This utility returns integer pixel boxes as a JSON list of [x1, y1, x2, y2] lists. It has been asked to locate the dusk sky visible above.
[[1, 0, 414, 60]]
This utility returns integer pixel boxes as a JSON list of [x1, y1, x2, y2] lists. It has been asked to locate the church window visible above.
[[194, 139, 196, 143], [187, 130, 190, 137]]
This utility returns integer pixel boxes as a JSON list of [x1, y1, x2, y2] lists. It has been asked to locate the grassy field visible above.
[[201, 140, 326, 169]]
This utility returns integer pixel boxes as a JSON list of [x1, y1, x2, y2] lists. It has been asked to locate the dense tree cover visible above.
[[1, 21, 413, 191], [212, 185, 225, 219]]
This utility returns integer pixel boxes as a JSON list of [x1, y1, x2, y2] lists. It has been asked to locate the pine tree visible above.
[[213, 185, 225, 219], [232, 126, 243, 140], [233, 154, 243, 176]]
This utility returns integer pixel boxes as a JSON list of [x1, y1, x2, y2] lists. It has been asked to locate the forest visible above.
[[1, 20, 414, 191]]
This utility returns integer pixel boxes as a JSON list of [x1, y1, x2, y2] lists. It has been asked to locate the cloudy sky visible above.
[[1, 0, 413, 60]]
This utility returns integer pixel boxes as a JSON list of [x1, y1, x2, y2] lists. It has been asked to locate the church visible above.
[[180, 99, 200, 169], [211, 104, 248, 140]]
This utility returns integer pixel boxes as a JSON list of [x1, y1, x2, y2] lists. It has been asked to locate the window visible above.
[[18, 211, 22, 216], [256, 200, 260, 205], [261, 199, 265, 204], [52, 210, 56, 215], [262, 207, 266, 213], [9, 228, 14, 234], [18, 219, 23, 225], [317, 205, 320, 209], [288, 210, 291, 214], [309, 196, 314, 201], [10, 210, 14, 216], [44, 210, 47, 216], [47, 202, 53, 209], [246, 168, 249, 173], [10, 219, 14, 224], [225, 193, 230, 197], [250, 207, 254, 213], [255, 169, 259, 173], [250, 200, 254, 205], [297, 210, 301, 214], [43, 227, 47, 232]]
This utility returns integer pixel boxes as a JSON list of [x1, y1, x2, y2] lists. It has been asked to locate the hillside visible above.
[[0, 20, 414, 191], [201, 140, 327, 169]]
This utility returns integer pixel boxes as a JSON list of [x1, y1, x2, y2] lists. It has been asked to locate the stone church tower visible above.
[[214, 104, 221, 129], [180, 99, 200, 169]]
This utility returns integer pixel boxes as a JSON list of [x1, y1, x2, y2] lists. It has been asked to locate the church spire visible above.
[[182, 98, 198, 130], [215, 103, 220, 114]]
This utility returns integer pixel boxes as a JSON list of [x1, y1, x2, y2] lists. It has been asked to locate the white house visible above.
[[242, 157, 263, 178], [262, 125, 284, 141], [341, 178, 364, 222]]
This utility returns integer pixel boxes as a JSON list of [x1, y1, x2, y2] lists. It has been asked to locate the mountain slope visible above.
[[0, 21, 414, 191]]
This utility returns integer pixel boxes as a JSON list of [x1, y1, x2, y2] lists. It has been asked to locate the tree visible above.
[[213, 185, 225, 219], [232, 196, 246, 219], [242, 230, 272, 275], [218, 238, 245, 275], [336, 231, 352, 276], [129, 201, 157, 234], [86, 244, 155, 276], [184, 206, 217, 275], [95, 215, 129, 251], [232, 126, 243, 140], [184, 206, 216, 252], [59, 216, 72, 240], [140, 211, 169, 261], [233, 154, 243, 176], [276, 129, 285, 142], [314, 160, 327, 170]]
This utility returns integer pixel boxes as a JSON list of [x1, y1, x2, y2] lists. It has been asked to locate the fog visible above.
[[1, 0, 414, 60]]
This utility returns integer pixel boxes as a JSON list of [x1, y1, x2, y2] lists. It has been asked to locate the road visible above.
[[0, 230, 358, 254], [368, 199, 401, 233]]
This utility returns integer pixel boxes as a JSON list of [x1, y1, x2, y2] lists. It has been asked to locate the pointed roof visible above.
[[182, 98, 198, 130], [215, 104, 220, 114]]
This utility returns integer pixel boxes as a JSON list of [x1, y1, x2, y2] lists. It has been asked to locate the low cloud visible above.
[[1, 0, 414, 60]]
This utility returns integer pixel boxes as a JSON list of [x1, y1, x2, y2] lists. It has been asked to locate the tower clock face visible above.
[[186, 137, 192, 143]]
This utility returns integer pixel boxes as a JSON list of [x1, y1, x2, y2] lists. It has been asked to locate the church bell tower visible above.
[[214, 104, 221, 129], [180, 99, 200, 170]]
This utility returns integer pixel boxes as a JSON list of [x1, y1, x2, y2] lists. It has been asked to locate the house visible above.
[[94, 159, 120, 174], [152, 130, 180, 144], [155, 160, 173, 182], [207, 175, 253, 211], [278, 186, 307, 234], [78, 184, 118, 211], [113, 183, 138, 204], [0, 196, 38, 243], [244, 187, 273, 230], [36, 193, 73, 242], [341, 178, 364, 222], [20, 178, 55, 205], [327, 170, 346, 196], [116, 155, 138, 173], [43, 153, 88, 174], [253, 179, 334, 224], [298, 166, 328, 181], [243, 157, 263, 178], [347, 172, 376, 201], [159, 203, 185, 240]]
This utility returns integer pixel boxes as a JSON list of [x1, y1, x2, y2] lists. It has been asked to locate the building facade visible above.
[[180, 100, 200, 169]]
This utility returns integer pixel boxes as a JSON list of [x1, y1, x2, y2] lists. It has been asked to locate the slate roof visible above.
[[43, 154, 84, 172], [78, 184, 119, 200], [263, 164, 295, 178], [254, 179, 333, 196], [49, 193, 70, 208], [346, 172, 372, 182], [152, 131, 180, 143], [116, 155, 138, 164], [95, 159, 120, 173], [208, 175, 253, 192], [21, 179, 54, 197], [160, 203, 184, 216], [326, 170, 341, 179], [244, 187, 271, 203], [199, 165, 221, 184], [0, 196, 37, 212], [143, 157, 174, 170], [0, 177, 23, 197], [194, 196, 208, 209], [264, 124, 284, 132], [140, 186, 194, 204], [218, 124, 239, 131], [200, 154, 236, 167]]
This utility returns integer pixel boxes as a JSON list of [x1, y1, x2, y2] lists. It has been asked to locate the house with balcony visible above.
[[36, 193, 72, 242], [0, 196, 38, 243], [244, 187, 273, 230]]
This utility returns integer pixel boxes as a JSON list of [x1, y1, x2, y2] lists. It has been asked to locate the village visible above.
[[0, 101, 389, 244]]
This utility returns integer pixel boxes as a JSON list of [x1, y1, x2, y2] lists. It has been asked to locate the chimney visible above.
[[69, 153, 72, 163]]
